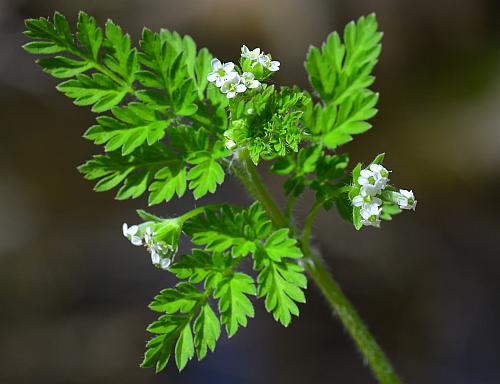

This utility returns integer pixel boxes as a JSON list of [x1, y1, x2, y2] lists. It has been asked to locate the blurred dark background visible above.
[[1, 0, 500, 383]]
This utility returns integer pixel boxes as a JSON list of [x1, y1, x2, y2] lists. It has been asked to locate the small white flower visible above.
[[368, 164, 390, 189], [220, 74, 247, 98], [352, 188, 382, 207], [360, 204, 382, 228], [357, 169, 381, 195], [159, 258, 172, 270], [241, 45, 262, 61], [207, 58, 237, 87], [122, 223, 142, 246], [257, 54, 280, 72], [241, 72, 260, 89], [395, 189, 417, 210]]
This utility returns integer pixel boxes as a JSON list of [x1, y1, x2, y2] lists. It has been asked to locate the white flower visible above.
[[360, 204, 382, 228], [241, 72, 260, 89], [368, 164, 390, 189], [207, 58, 236, 87], [257, 54, 280, 72], [241, 45, 261, 61], [352, 188, 382, 207], [395, 189, 417, 210], [122, 223, 142, 246], [220, 74, 247, 98], [357, 169, 381, 195]]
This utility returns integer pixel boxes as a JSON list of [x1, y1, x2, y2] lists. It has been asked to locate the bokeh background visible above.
[[1, 0, 500, 383]]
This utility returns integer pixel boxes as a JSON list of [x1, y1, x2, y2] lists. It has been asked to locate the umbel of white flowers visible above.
[[352, 164, 417, 228], [208, 45, 280, 151], [207, 45, 280, 99], [122, 223, 173, 270]]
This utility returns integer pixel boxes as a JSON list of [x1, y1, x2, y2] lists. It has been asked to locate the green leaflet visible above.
[[186, 142, 229, 200], [57, 73, 127, 113], [254, 229, 306, 326], [183, 203, 272, 257], [102, 19, 138, 84], [193, 302, 221, 360], [262, 228, 303, 261], [304, 14, 382, 149], [78, 144, 179, 199], [148, 163, 187, 205], [305, 13, 381, 104], [169, 250, 250, 339], [214, 273, 256, 337], [256, 256, 307, 327], [170, 250, 233, 289], [79, 128, 229, 203], [84, 102, 169, 155], [142, 315, 188, 372], [138, 28, 198, 116], [24, 12, 137, 112], [76, 12, 103, 60], [144, 283, 219, 371], [143, 255, 255, 370]]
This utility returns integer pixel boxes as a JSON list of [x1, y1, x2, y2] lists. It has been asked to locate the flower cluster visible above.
[[352, 163, 417, 227], [207, 45, 280, 100], [122, 223, 173, 270], [394, 189, 417, 211], [241, 45, 280, 71]]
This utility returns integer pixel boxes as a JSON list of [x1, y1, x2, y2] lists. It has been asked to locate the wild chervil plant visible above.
[[23, 11, 416, 383]]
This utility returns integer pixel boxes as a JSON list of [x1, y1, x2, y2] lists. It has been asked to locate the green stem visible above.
[[301, 199, 323, 256], [234, 149, 401, 384], [236, 150, 288, 228], [285, 195, 297, 222], [179, 204, 224, 222]]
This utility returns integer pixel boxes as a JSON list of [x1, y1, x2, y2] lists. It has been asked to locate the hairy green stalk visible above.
[[236, 149, 401, 384]]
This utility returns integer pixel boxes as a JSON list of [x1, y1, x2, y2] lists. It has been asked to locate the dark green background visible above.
[[1, 0, 500, 383]]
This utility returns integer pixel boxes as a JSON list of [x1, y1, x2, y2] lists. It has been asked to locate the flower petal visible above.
[[207, 72, 218, 82], [223, 62, 235, 72], [360, 169, 373, 178], [211, 58, 221, 70], [131, 236, 142, 246], [352, 196, 364, 207], [160, 258, 171, 270], [128, 225, 139, 236], [250, 80, 260, 88]]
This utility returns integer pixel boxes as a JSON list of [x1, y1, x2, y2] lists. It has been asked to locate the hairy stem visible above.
[[285, 195, 297, 222], [235, 149, 401, 384]]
